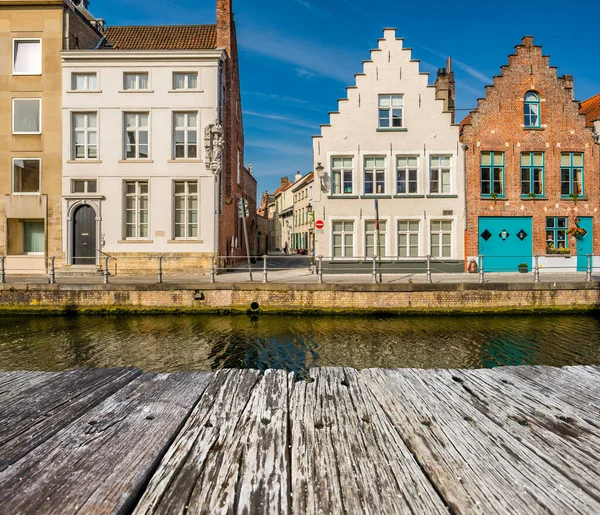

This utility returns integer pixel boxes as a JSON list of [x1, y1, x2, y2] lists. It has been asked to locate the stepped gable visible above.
[[312, 28, 453, 141], [102, 25, 217, 50]]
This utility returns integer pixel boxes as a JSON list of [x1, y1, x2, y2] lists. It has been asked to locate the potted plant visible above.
[[518, 263, 529, 273], [569, 192, 579, 205], [528, 192, 537, 200]]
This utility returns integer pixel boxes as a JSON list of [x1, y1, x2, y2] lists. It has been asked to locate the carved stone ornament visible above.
[[204, 121, 224, 174]]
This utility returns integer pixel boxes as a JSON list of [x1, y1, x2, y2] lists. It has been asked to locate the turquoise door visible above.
[[478, 217, 533, 272], [576, 217, 593, 271]]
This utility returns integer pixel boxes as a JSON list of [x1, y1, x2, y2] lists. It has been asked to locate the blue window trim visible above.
[[524, 91, 541, 128], [480, 151, 505, 198], [560, 152, 584, 198], [520, 152, 545, 197], [545, 216, 568, 251]]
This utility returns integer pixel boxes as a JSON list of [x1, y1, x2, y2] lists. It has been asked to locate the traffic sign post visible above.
[[238, 198, 253, 281]]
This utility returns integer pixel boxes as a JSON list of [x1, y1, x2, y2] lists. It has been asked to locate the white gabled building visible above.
[[312, 28, 465, 273]]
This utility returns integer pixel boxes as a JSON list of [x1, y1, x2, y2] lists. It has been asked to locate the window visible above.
[[174, 181, 198, 239], [480, 152, 504, 196], [13, 99, 41, 134], [331, 157, 353, 195], [546, 217, 568, 251], [379, 94, 403, 128], [73, 113, 98, 160], [123, 72, 149, 90], [430, 220, 452, 258], [124, 181, 149, 239], [398, 220, 419, 257], [173, 112, 198, 159], [332, 221, 354, 258], [12, 159, 40, 194], [23, 221, 44, 254], [396, 156, 418, 194], [524, 91, 540, 128], [365, 220, 386, 258], [124, 113, 149, 159], [71, 179, 97, 194], [430, 156, 451, 194], [364, 157, 386, 195], [521, 152, 544, 196], [13, 39, 41, 75], [560, 153, 584, 197], [173, 72, 198, 90], [72, 73, 97, 90]]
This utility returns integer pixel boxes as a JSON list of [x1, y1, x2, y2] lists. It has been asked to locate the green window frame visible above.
[[560, 153, 584, 198], [480, 152, 504, 197], [520, 152, 544, 197], [524, 91, 540, 128], [545, 217, 568, 252]]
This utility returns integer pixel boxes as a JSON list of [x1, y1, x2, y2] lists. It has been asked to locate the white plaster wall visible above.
[[61, 51, 222, 260], [312, 29, 465, 261]]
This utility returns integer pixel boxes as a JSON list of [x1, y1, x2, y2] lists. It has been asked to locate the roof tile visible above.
[[580, 94, 600, 127], [103, 25, 217, 51]]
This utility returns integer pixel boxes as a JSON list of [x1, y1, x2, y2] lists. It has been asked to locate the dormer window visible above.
[[524, 91, 540, 128]]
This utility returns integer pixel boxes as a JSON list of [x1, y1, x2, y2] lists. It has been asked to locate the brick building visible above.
[[460, 36, 600, 273]]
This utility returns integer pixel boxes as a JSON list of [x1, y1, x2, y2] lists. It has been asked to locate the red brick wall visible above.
[[216, 0, 257, 258], [460, 36, 599, 262]]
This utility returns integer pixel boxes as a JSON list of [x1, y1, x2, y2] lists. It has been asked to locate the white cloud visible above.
[[296, 68, 319, 79], [244, 110, 319, 130], [451, 58, 490, 84]]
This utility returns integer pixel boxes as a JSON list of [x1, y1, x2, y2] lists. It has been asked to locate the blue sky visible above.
[[93, 0, 600, 195]]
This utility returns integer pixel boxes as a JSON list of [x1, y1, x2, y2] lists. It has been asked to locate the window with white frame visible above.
[[174, 181, 198, 239], [13, 99, 41, 134], [73, 113, 98, 160], [365, 220, 387, 258], [430, 220, 452, 258], [72, 72, 98, 91], [430, 156, 451, 194], [124, 113, 149, 159], [331, 157, 353, 195], [398, 220, 419, 257], [173, 112, 198, 159], [124, 181, 149, 239], [396, 156, 418, 194], [378, 94, 403, 128], [123, 72, 149, 90], [173, 72, 198, 90], [364, 157, 386, 195], [12, 159, 41, 194], [22, 221, 44, 254], [71, 179, 97, 194], [332, 221, 354, 258], [13, 39, 41, 75]]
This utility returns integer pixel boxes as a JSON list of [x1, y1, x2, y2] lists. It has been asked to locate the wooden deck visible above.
[[1, 366, 599, 514]]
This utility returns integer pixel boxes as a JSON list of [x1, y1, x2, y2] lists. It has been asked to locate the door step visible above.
[[56, 266, 104, 278]]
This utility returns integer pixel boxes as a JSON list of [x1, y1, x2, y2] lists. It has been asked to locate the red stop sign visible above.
[[315, 220, 324, 229]]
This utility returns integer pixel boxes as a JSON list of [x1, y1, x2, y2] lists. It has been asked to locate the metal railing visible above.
[[0, 253, 597, 285]]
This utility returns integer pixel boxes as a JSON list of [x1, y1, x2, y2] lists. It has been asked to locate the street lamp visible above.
[[306, 202, 315, 266], [315, 162, 326, 191]]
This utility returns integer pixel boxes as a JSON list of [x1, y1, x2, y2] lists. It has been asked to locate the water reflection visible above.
[[0, 313, 598, 373]]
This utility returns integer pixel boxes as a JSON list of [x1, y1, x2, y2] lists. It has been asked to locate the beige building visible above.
[[312, 29, 465, 272], [292, 172, 313, 253], [0, 0, 101, 274]]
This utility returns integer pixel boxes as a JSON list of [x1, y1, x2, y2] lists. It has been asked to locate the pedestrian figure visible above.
[[284, 242, 288, 254]]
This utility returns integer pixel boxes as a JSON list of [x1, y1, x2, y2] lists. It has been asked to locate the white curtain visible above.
[[14, 41, 41, 74]]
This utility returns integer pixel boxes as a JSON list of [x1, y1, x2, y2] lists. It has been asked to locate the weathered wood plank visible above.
[[0, 371, 57, 402], [0, 367, 141, 471], [0, 372, 213, 514], [289, 367, 448, 514], [362, 368, 600, 514], [439, 368, 600, 503], [134, 369, 267, 514]]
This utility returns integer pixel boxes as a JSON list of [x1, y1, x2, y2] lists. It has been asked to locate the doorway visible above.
[[72, 205, 96, 265]]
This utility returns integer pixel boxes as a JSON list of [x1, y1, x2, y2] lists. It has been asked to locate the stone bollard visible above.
[[587, 254, 592, 283], [534, 255, 540, 283], [263, 255, 268, 283], [478, 254, 484, 284], [49, 256, 56, 284], [318, 256, 323, 284], [104, 256, 109, 284], [158, 255, 163, 284], [0, 256, 4, 284], [210, 255, 215, 284], [426, 255, 432, 284], [372, 256, 377, 284]]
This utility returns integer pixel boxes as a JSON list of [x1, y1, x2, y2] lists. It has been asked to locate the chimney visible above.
[[280, 177, 289, 186], [216, 0, 233, 51], [294, 171, 302, 182], [434, 57, 456, 123]]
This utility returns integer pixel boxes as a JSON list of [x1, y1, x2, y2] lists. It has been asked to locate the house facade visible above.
[[0, 0, 101, 274], [312, 28, 464, 272], [60, 0, 255, 273], [460, 37, 600, 273], [292, 172, 313, 253]]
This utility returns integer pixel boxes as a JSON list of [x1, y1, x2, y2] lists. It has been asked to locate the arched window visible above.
[[524, 91, 540, 128]]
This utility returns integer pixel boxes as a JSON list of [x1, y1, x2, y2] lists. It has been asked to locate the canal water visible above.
[[1, 313, 599, 374]]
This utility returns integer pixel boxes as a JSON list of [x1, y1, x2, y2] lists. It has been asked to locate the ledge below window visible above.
[[167, 89, 204, 94], [520, 196, 548, 200], [117, 239, 154, 244], [376, 128, 408, 132], [480, 196, 507, 200], [67, 90, 102, 94], [427, 194, 458, 198], [393, 194, 425, 198], [118, 159, 154, 164], [522, 125, 546, 130], [118, 90, 154, 93], [167, 159, 203, 164], [328, 195, 359, 199], [360, 195, 392, 199], [167, 239, 204, 244], [66, 159, 102, 164], [561, 196, 588, 201]]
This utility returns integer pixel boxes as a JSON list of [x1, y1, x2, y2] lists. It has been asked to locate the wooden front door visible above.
[[73, 205, 96, 265]]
